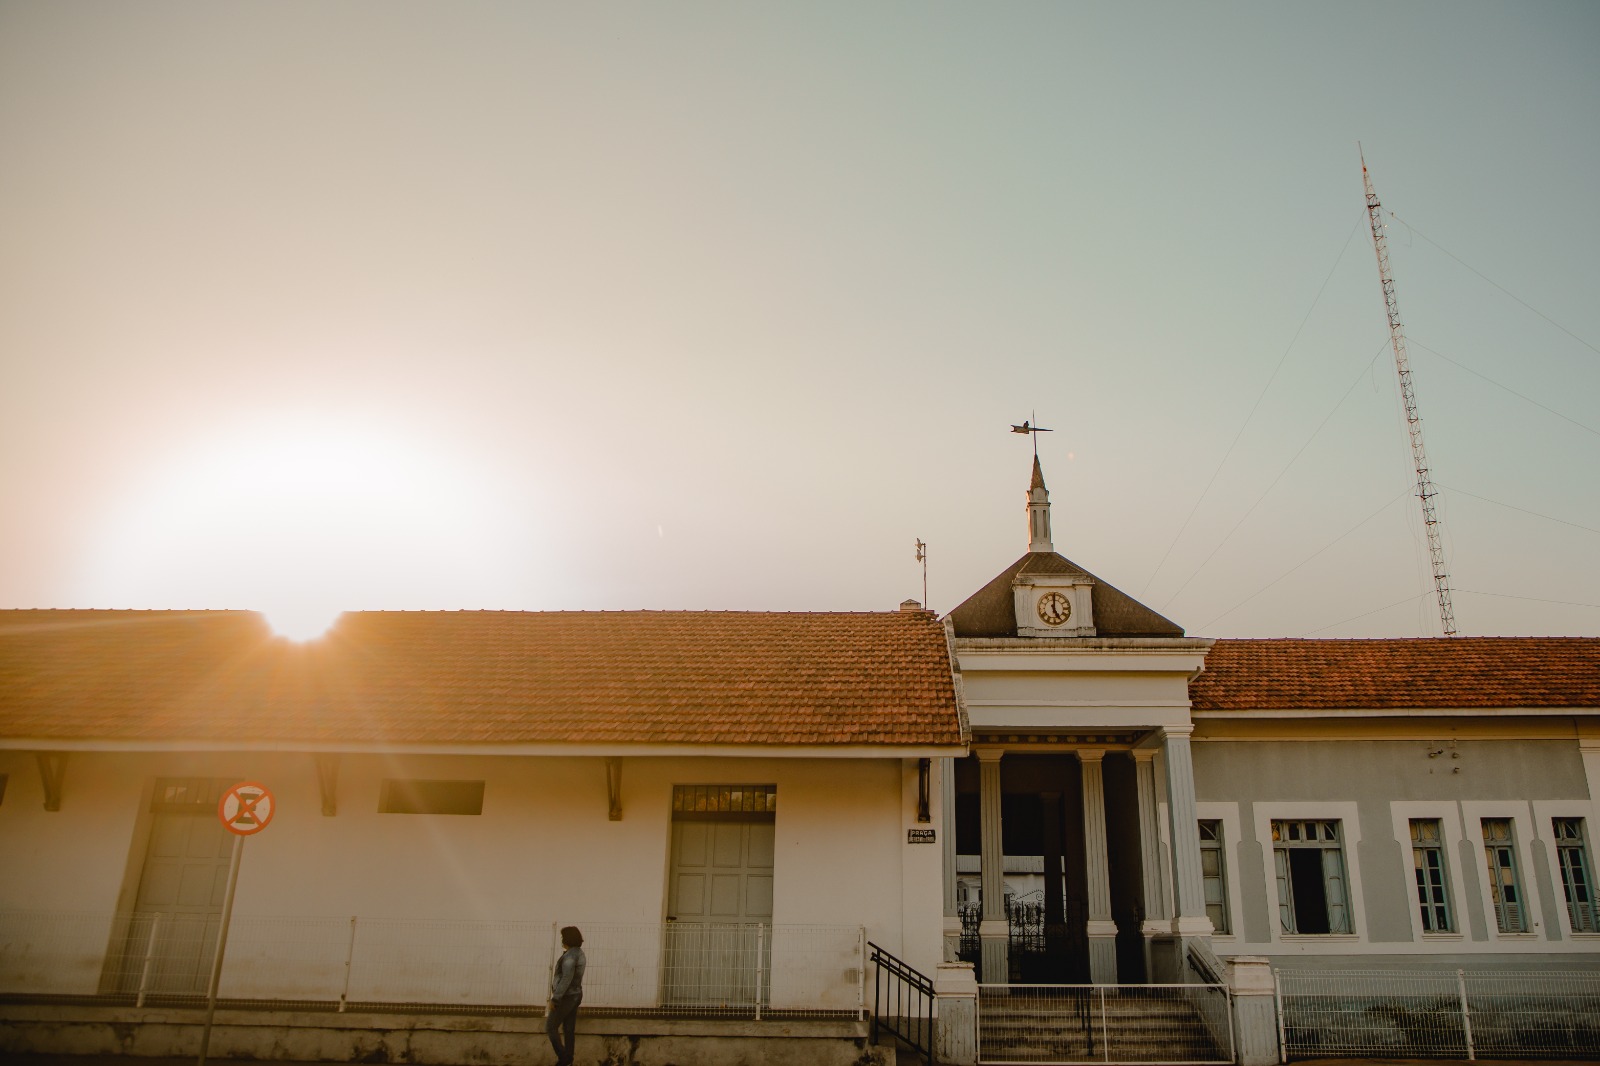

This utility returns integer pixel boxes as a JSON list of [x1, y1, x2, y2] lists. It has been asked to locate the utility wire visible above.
[[1162, 340, 1390, 611], [1302, 592, 1429, 637], [1387, 209, 1600, 358], [1455, 589, 1600, 612], [1407, 338, 1600, 441], [1436, 483, 1600, 538], [1198, 486, 1411, 631], [1141, 212, 1365, 597]]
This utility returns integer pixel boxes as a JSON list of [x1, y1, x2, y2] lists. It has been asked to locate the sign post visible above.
[[198, 782, 274, 1066]]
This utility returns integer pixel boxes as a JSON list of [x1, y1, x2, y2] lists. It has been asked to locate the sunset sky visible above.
[[2, 2, 1596, 639]]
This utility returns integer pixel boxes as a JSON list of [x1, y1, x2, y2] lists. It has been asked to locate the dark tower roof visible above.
[[946, 552, 1185, 638]]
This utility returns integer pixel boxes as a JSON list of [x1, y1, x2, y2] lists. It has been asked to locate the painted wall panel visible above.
[[0, 751, 932, 1001]]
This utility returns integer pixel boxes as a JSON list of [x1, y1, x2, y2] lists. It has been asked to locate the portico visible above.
[[941, 456, 1216, 985]]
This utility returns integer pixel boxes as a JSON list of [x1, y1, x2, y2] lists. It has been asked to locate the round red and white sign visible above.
[[218, 781, 275, 836]]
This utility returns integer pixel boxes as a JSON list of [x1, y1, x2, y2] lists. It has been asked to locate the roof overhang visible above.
[[0, 738, 969, 758], [1192, 706, 1600, 720]]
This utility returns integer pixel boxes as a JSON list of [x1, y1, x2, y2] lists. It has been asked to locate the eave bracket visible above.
[[37, 752, 67, 812], [316, 754, 340, 817], [605, 757, 623, 821]]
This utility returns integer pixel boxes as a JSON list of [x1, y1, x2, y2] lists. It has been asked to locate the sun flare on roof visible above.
[[262, 605, 343, 642], [77, 411, 521, 620]]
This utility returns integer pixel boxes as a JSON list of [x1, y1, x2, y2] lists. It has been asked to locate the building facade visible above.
[[2, 457, 1598, 1064]]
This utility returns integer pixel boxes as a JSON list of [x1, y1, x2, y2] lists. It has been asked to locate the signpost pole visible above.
[[198, 832, 244, 1066], [198, 781, 272, 1066]]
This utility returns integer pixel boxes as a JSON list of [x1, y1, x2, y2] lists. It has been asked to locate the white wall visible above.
[[0, 749, 944, 997]]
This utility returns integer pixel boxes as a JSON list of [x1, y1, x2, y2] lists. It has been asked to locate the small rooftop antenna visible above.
[[1010, 414, 1053, 457], [914, 539, 928, 609]]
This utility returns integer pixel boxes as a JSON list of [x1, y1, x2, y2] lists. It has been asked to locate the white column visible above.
[[977, 749, 1008, 983], [1162, 726, 1213, 936], [1134, 747, 1171, 940], [1078, 748, 1118, 983], [942, 757, 960, 951]]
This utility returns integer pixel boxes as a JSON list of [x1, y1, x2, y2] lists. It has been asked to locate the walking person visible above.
[[546, 925, 585, 1066]]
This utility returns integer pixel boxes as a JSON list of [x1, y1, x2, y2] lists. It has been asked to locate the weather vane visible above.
[[1010, 414, 1053, 457]]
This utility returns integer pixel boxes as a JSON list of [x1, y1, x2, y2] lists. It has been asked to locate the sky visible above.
[[1, 2, 1597, 640]]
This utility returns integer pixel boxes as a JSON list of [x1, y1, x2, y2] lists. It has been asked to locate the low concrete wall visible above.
[[0, 1004, 880, 1066]]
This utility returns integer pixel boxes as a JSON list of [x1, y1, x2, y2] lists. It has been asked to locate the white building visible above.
[[3, 456, 1598, 1064], [0, 609, 964, 1064]]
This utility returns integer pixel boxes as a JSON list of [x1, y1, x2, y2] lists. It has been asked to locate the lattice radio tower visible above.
[[1361, 148, 1457, 636]]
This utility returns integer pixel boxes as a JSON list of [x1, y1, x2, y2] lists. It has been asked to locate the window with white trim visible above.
[[1409, 818, 1453, 933], [1553, 817, 1599, 934], [1272, 819, 1351, 934], [1198, 819, 1229, 934], [1481, 818, 1528, 933]]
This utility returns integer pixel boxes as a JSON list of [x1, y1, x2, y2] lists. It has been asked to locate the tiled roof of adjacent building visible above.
[[1190, 637, 1600, 711], [947, 552, 1185, 638], [0, 609, 965, 747]]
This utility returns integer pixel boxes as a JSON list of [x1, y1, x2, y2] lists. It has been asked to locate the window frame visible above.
[[1532, 800, 1600, 939], [1551, 816, 1599, 934], [1195, 802, 1242, 938], [1409, 817, 1455, 934], [1480, 816, 1528, 934], [1271, 819, 1353, 935], [378, 778, 486, 816], [1388, 803, 1468, 943], [1461, 802, 1543, 941], [1254, 802, 1365, 943], [1203, 813, 1235, 928]]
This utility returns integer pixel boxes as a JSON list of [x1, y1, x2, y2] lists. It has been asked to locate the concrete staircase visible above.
[[978, 988, 1229, 1064]]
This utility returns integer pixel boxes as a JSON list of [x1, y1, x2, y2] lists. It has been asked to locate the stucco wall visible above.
[[1191, 738, 1600, 966], [0, 750, 941, 997]]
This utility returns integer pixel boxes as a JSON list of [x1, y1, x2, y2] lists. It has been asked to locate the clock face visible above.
[[1037, 591, 1072, 626]]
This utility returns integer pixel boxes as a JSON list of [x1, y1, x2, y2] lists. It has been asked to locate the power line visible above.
[[1163, 341, 1391, 610], [1456, 589, 1600, 612], [1198, 487, 1411, 631], [1407, 338, 1600, 441], [1141, 211, 1365, 598], [1302, 592, 1429, 637], [1437, 483, 1600, 538], [1387, 210, 1600, 358]]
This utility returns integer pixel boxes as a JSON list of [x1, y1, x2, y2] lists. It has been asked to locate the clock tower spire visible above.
[[1027, 455, 1053, 553]]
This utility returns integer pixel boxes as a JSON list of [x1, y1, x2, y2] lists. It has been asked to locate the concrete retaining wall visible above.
[[0, 1004, 883, 1066]]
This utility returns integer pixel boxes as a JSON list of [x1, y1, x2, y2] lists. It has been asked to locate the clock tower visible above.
[[1012, 456, 1097, 637]]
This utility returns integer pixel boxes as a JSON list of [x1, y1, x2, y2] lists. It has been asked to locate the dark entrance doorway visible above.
[[954, 754, 1088, 983], [953, 752, 1150, 984]]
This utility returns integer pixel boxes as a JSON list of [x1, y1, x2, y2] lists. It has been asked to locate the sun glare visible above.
[[77, 411, 525, 619], [263, 606, 343, 642]]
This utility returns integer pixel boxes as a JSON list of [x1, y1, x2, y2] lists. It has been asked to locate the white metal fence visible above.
[[977, 983, 1234, 1065], [1275, 968, 1600, 1060], [0, 910, 863, 1019]]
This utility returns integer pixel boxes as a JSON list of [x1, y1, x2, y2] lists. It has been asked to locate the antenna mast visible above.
[[1361, 149, 1457, 636]]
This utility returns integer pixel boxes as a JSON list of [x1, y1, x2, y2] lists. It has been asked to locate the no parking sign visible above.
[[218, 781, 275, 836]]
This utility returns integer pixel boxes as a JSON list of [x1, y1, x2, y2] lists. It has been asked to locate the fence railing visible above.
[[977, 983, 1234, 1065], [1275, 968, 1600, 1060], [0, 910, 864, 1019]]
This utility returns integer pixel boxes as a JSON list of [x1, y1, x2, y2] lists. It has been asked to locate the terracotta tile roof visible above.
[[0, 609, 964, 748], [947, 553, 1185, 638], [1190, 637, 1600, 711]]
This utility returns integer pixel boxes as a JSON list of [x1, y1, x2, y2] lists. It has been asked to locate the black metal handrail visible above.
[[867, 940, 935, 1065]]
